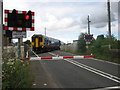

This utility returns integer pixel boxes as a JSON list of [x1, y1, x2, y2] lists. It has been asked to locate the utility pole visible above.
[[118, 1, 120, 40], [18, 38, 21, 58], [86, 15, 91, 52], [0, 1, 3, 89], [107, 0, 111, 39], [87, 15, 91, 34], [45, 27, 46, 36]]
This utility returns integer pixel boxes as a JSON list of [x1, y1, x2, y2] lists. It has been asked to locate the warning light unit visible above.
[[4, 9, 35, 31], [84, 34, 93, 41]]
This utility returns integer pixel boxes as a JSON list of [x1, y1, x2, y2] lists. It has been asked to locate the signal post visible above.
[[4, 9, 35, 58], [84, 34, 93, 53], [0, 1, 3, 89]]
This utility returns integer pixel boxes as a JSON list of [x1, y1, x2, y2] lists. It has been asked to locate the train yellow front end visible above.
[[31, 35, 44, 52], [31, 34, 61, 53]]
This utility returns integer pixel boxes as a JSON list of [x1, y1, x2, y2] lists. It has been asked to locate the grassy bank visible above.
[[2, 51, 33, 89], [61, 49, 120, 64], [92, 51, 120, 64]]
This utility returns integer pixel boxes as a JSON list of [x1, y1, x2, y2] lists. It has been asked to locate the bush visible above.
[[77, 33, 87, 53], [2, 51, 33, 89], [91, 36, 120, 63]]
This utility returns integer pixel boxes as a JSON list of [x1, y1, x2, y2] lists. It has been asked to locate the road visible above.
[[29, 50, 120, 89]]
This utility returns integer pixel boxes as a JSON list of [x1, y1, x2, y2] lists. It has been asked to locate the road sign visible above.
[[4, 9, 35, 31], [86, 41, 91, 45], [12, 31, 26, 38], [86, 45, 89, 49]]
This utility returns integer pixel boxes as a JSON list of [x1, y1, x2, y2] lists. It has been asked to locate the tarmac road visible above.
[[29, 50, 120, 89]]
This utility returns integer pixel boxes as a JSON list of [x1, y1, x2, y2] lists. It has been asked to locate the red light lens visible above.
[[25, 15, 30, 20]]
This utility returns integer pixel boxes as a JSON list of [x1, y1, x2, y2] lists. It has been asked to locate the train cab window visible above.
[[32, 37, 35, 42], [39, 37, 42, 42]]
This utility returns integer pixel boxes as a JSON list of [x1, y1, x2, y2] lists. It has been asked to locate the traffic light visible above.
[[7, 9, 32, 28], [89, 34, 93, 40], [25, 11, 31, 20], [25, 10, 32, 28], [4, 9, 34, 31], [8, 9, 17, 27], [84, 34, 93, 41]]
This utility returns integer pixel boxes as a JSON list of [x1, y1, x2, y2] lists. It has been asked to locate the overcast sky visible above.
[[3, 0, 119, 43]]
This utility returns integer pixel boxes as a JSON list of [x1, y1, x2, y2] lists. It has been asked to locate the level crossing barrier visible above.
[[21, 55, 94, 61]]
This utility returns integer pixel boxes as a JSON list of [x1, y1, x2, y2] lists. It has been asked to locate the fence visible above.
[[60, 42, 78, 53]]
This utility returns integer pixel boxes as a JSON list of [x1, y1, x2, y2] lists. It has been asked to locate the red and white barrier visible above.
[[21, 55, 94, 61]]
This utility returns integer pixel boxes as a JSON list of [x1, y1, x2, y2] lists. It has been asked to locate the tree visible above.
[[105, 34, 116, 40], [24, 40, 31, 45], [97, 35, 105, 39], [77, 33, 86, 53], [91, 34, 119, 62]]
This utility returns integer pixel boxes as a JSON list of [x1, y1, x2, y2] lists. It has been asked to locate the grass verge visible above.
[[60, 50, 120, 64], [2, 51, 33, 89]]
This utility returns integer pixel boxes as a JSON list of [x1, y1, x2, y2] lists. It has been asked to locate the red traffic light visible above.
[[25, 10, 31, 20], [25, 15, 30, 20]]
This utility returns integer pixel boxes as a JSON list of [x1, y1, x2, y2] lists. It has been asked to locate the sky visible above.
[[3, 0, 120, 43]]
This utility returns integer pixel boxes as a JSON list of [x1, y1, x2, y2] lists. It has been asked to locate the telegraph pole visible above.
[[87, 15, 91, 34], [107, 0, 111, 39], [45, 27, 46, 36], [0, 0, 3, 89], [86, 15, 92, 52], [118, 1, 120, 40], [18, 38, 21, 58]]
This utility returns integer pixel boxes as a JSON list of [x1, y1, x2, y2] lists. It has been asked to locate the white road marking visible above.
[[29, 51, 120, 89], [33, 83, 36, 86], [31, 51, 63, 61], [69, 59, 120, 80], [65, 59, 120, 83], [48, 52, 120, 84], [31, 50, 40, 58], [93, 86, 120, 90], [44, 83, 47, 86], [92, 58, 120, 66], [48, 52, 57, 56]]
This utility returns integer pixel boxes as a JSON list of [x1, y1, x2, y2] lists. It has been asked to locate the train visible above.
[[31, 34, 61, 53]]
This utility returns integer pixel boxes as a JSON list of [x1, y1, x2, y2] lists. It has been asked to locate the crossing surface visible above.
[[29, 50, 120, 89]]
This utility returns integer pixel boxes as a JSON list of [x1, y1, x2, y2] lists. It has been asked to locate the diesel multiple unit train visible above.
[[31, 34, 61, 52]]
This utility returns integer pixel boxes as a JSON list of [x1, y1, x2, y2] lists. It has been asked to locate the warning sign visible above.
[[12, 31, 26, 38]]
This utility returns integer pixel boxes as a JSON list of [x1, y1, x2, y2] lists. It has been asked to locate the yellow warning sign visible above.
[[86, 45, 88, 49]]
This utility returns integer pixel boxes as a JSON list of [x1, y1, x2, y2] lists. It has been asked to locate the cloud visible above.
[[40, 14, 77, 31], [7, 0, 119, 3], [111, 2, 119, 14], [4, 0, 119, 43], [80, 2, 118, 29], [93, 23, 107, 28], [3, 0, 29, 10]]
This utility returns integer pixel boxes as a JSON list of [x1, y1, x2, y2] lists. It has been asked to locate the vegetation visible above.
[[2, 50, 33, 89], [77, 33, 120, 64], [77, 33, 87, 53], [24, 40, 31, 45], [62, 33, 120, 64], [91, 35, 120, 63]]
